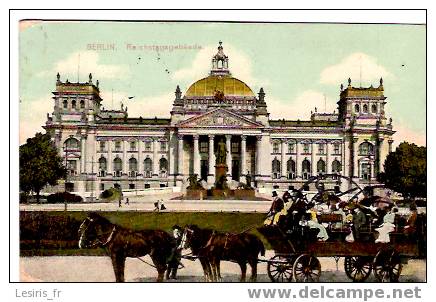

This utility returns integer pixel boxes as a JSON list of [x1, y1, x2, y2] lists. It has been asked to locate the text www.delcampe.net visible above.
[[247, 286, 422, 301]]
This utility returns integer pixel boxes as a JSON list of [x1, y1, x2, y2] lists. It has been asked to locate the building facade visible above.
[[44, 43, 395, 198]]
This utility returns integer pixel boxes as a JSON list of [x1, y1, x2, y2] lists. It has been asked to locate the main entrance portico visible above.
[[175, 108, 265, 188]]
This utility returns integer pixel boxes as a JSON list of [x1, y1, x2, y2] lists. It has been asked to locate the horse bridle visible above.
[[79, 217, 117, 248]]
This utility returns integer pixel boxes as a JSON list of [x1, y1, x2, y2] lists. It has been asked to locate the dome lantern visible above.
[[211, 41, 230, 76]]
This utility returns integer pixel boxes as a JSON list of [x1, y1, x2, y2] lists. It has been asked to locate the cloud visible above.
[[171, 43, 266, 89], [100, 91, 173, 118], [267, 90, 337, 120], [37, 51, 129, 80], [320, 52, 392, 86], [392, 123, 426, 148], [19, 95, 53, 145]]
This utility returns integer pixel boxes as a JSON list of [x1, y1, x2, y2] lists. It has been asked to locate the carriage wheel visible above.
[[292, 254, 321, 282], [267, 255, 294, 282], [344, 256, 373, 282], [373, 248, 402, 282]]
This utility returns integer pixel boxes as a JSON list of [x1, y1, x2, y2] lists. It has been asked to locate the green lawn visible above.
[[20, 211, 269, 256]]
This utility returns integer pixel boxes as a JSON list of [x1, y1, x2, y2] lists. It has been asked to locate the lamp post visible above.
[[86, 156, 99, 202]]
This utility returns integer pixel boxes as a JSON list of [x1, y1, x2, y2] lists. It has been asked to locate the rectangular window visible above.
[[115, 141, 121, 151], [129, 183, 135, 190], [288, 142, 295, 153], [273, 143, 280, 154], [231, 142, 239, 154], [200, 141, 208, 153], [130, 141, 136, 151], [318, 143, 325, 154], [144, 141, 152, 152], [160, 141, 167, 152], [99, 141, 105, 152], [303, 143, 310, 153], [334, 144, 341, 154]]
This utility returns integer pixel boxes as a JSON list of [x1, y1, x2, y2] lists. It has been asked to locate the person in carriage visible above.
[[264, 191, 284, 226], [404, 202, 418, 236], [374, 204, 398, 243], [299, 202, 329, 241]]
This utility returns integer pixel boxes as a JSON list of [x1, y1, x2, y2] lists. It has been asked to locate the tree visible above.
[[378, 142, 426, 198], [20, 133, 67, 203]]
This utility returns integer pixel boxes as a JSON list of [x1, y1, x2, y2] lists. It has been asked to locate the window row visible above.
[[271, 158, 342, 179], [354, 103, 378, 114], [272, 142, 341, 155], [98, 140, 167, 152], [98, 157, 168, 178], [62, 98, 86, 110]]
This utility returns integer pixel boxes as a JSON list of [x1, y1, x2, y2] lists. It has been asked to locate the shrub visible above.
[[99, 187, 121, 201], [46, 192, 83, 203]]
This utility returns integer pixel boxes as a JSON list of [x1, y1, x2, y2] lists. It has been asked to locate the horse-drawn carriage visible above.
[[257, 174, 426, 283]]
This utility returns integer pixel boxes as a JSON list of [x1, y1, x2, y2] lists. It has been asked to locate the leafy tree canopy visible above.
[[20, 132, 67, 201], [378, 142, 426, 198]]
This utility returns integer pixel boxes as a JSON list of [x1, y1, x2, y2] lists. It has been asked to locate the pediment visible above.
[[177, 108, 263, 129]]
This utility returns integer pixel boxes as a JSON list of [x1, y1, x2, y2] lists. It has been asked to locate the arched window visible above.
[[359, 142, 374, 156], [332, 160, 342, 173], [371, 104, 377, 113], [317, 159, 326, 174], [363, 104, 368, 113], [302, 159, 311, 180], [64, 137, 79, 150], [129, 158, 138, 171], [80, 99, 85, 109], [272, 158, 281, 179], [113, 158, 122, 177], [287, 159, 296, 179], [63, 99, 68, 109], [159, 158, 168, 177], [98, 157, 107, 177], [273, 142, 280, 154], [71, 100, 77, 109], [355, 104, 360, 113], [144, 158, 152, 178], [99, 157, 107, 170]]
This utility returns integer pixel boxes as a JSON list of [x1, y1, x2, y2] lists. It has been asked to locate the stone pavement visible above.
[[19, 192, 272, 213]]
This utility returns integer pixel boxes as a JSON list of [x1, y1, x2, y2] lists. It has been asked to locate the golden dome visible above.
[[185, 75, 255, 97]]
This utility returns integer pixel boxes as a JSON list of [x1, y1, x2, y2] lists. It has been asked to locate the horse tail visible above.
[[257, 237, 265, 257]]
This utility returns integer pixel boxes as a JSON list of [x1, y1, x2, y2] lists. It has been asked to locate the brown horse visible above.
[[78, 213, 174, 282], [180, 225, 265, 282], [179, 225, 215, 281], [204, 231, 265, 282]]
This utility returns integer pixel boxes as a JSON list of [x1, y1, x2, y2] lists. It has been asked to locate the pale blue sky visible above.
[[19, 21, 426, 146]]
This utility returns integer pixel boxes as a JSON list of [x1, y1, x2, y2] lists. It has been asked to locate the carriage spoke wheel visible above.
[[344, 256, 372, 282], [292, 254, 321, 282], [267, 255, 294, 282], [373, 248, 402, 282]]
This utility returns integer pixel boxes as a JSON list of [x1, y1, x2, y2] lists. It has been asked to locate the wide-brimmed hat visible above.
[[172, 225, 182, 230]]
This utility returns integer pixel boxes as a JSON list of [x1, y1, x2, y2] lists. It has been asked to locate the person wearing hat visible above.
[[352, 204, 367, 242], [264, 191, 284, 225], [166, 225, 183, 280], [404, 203, 418, 236], [375, 205, 397, 243]]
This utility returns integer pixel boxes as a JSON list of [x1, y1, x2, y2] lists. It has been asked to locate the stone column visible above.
[[193, 135, 200, 177], [240, 135, 247, 180], [107, 139, 113, 175], [295, 140, 300, 179], [80, 135, 87, 174], [353, 137, 359, 178], [311, 141, 316, 176], [226, 135, 232, 180], [207, 135, 215, 184], [281, 139, 286, 178], [255, 135, 262, 177], [326, 142, 331, 174], [177, 134, 184, 176], [152, 138, 159, 177], [138, 139, 143, 176], [122, 140, 128, 175]]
